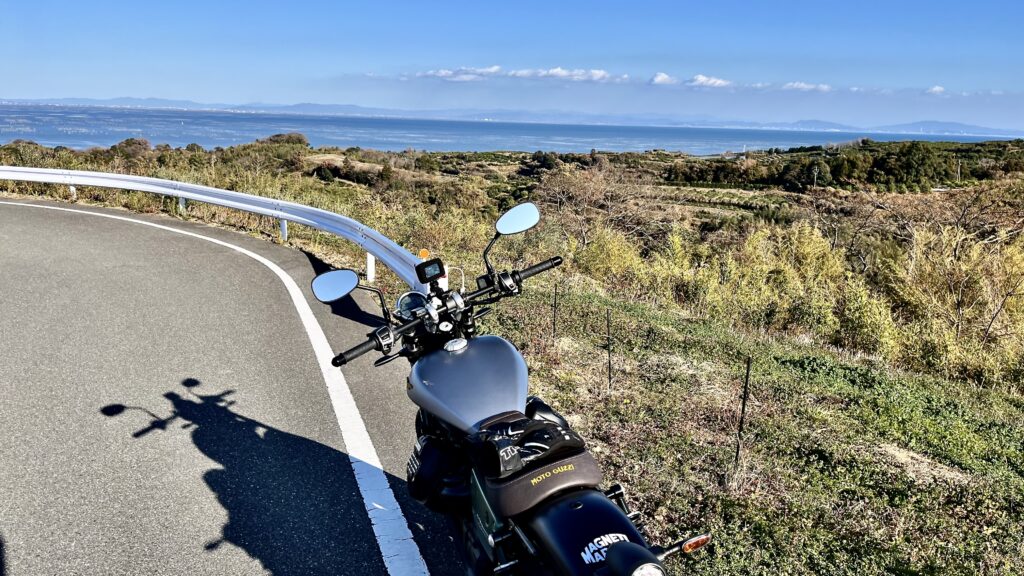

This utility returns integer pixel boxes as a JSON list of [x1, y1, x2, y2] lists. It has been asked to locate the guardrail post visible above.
[[68, 185, 77, 202], [366, 253, 376, 283], [279, 219, 288, 242], [178, 197, 186, 213]]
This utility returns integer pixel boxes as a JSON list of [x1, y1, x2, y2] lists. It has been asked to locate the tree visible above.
[[535, 166, 652, 247], [414, 154, 440, 173], [378, 162, 395, 185], [262, 133, 309, 146], [519, 151, 560, 177]]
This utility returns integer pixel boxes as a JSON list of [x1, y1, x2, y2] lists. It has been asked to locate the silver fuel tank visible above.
[[407, 335, 528, 433]]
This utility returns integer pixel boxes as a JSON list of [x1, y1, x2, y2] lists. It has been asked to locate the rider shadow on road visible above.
[[100, 378, 396, 576], [303, 251, 387, 329], [1, 533, 7, 576]]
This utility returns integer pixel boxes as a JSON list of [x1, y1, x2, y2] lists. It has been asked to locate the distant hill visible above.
[[872, 121, 1023, 137], [776, 119, 860, 131], [247, 102, 402, 117], [694, 119, 861, 131], [0, 97, 235, 110]]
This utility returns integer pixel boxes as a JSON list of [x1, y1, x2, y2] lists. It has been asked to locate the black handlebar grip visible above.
[[332, 338, 379, 367], [517, 256, 564, 281]]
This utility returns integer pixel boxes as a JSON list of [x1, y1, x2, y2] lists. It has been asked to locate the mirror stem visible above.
[[356, 284, 394, 325], [482, 232, 500, 278]]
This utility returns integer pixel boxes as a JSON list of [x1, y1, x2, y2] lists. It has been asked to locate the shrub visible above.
[[262, 133, 309, 146], [884, 226, 1024, 383], [835, 274, 898, 357], [414, 154, 441, 173], [574, 226, 645, 287], [717, 222, 845, 334]]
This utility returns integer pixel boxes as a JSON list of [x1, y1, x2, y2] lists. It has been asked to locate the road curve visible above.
[[0, 199, 462, 576]]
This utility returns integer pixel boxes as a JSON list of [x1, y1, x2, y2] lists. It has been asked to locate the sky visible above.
[[1, 0, 1022, 128]]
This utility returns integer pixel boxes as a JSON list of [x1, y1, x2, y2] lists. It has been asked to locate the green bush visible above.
[[884, 226, 1024, 384], [574, 226, 645, 287], [835, 274, 898, 357], [694, 222, 845, 335]]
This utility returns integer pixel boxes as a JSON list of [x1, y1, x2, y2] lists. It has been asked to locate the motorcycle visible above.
[[312, 202, 709, 575]]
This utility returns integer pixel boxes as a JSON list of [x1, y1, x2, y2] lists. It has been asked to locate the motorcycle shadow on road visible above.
[[100, 377, 459, 576], [1, 533, 6, 576]]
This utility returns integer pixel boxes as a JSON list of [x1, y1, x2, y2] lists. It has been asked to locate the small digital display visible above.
[[416, 258, 446, 283]]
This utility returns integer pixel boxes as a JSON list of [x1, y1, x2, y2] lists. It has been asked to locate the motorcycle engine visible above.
[[407, 435, 470, 513]]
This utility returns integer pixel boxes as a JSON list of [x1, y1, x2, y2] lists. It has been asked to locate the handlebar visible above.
[[332, 315, 427, 366], [331, 256, 562, 366], [514, 256, 563, 283], [332, 338, 379, 367]]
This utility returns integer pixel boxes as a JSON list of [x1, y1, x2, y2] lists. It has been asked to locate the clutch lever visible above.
[[374, 348, 408, 367]]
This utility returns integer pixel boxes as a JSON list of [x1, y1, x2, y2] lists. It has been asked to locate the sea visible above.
[[0, 104, 1005, 156]]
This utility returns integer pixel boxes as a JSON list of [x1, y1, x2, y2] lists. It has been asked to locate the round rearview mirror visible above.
[[311, 269, 360, 303], [495, 202, 540, 236]]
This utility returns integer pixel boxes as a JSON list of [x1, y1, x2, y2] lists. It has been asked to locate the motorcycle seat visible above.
[[482, 450, 603, 517]]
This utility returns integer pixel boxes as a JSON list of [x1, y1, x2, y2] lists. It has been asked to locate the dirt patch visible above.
[[304, 153, 380, 172], [876, 443, 970, 485], [303, 153, 446, 184]]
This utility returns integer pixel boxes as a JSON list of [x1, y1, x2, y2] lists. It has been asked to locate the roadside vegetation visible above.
[[2, 135, 1023, 575]]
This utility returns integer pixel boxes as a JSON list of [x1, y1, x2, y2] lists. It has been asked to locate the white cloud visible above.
[[470, 65, 502, 75], [413, 69, 861, 93], [418, 65, 625, 83], [688, 74, 732, 88], [419, 68, 454, 78], [782, 81, 832, 92], [925, 85, 946, 95], [648, 72, 732, 87], [650, 72, 680, 85], [416, 65, 504, 82], [509, 67, 623, 82]]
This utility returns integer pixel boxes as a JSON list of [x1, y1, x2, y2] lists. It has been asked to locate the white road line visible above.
[[0, 201, 430, 576]]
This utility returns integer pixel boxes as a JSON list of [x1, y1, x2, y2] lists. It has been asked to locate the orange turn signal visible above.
[[681, 533, 711, 554]]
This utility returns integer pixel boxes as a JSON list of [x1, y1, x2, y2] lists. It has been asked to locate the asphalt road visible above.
[[0, 199, 463, 575]]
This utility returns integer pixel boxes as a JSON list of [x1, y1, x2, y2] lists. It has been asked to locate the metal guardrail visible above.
[[0, 166, 426, 291]]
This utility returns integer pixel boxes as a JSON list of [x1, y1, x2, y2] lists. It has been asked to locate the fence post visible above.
[[551, 284, 558, 341], [606, 308, 612, 392], [733, 356, 753, 467], [366, 253, 376, 283]]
